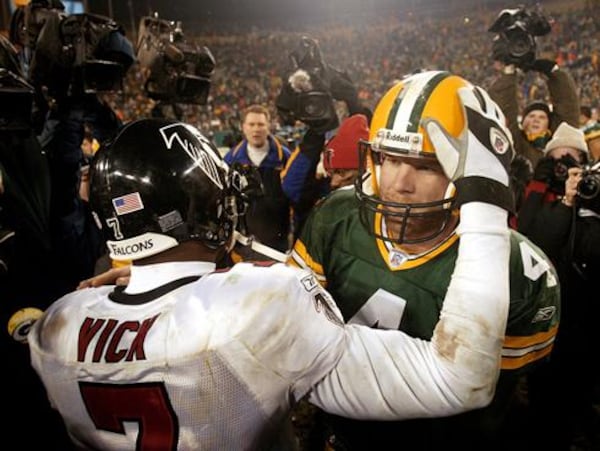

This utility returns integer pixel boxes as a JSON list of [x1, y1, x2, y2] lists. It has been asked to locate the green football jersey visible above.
[[289, 187, 560, 450]]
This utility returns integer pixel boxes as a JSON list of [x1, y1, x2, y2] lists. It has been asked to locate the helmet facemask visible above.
[[356, 139, 456, 245]]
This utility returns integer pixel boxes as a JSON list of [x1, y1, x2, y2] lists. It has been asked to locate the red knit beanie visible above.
[[323, 114, 369, 171]]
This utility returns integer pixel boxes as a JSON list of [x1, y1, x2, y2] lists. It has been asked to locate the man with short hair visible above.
[[224, 104, 292, 256]]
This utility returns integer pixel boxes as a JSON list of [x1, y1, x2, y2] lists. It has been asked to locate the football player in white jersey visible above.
[[29, 111, 513, 450]]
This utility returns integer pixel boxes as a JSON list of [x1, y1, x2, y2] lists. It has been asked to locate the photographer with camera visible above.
[[517, 121, 600, 450], [488, 6, 580, 168]]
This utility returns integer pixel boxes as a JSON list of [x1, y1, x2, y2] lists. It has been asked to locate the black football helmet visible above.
[[89, 118, 240, 261]]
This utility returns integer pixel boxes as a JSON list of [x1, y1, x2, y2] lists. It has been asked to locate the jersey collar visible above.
[[374, 211, 458, 270], [126, 261, 216, 294]]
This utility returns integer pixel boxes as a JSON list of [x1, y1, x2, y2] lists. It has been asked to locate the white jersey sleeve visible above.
[[309, 203, 510, 419]]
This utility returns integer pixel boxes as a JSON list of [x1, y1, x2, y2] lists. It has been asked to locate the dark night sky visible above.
[[87, 0, 400, 29], [86, 0, 510, 32], [0, 0, 554, 34]]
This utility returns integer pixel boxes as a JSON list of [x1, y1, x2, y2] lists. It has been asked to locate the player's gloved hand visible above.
[[423, 85, 515, 212]]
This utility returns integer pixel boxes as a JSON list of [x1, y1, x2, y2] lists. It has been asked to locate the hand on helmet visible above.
[[422, 85, 515, 212]]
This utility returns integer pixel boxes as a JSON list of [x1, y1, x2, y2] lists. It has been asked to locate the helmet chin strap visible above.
[[443, 181, 457, 210], [232, 231, 288, 263]]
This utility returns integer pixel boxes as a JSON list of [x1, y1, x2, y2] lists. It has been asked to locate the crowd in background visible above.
[[101, 1, 600, 143]]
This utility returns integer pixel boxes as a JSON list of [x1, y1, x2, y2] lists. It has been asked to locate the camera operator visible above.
[[517, 122, 600, 450], [9, 0, 136, 293], [277, 36, 370, 238], [487, 7, 579, 168], [0, 32, 74, 449]]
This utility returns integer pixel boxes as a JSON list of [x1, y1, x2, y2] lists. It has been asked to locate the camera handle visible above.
[[290, 36, 324, 73]]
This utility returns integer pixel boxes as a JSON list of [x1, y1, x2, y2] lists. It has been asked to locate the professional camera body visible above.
[[546, 154, 579, 194], [488, 6, 552, 67], [136, 14, 215, 105], [550, 156, 600, 213], [578, 161, 600, 213], [276, 36, 356, 131], [17, 0, 134, 99]]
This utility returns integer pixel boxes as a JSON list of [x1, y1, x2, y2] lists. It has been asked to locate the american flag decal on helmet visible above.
[[112, 192, 144, 215]]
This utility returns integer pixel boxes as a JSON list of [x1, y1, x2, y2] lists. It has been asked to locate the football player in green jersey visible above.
[[288, 70, 560, 451]]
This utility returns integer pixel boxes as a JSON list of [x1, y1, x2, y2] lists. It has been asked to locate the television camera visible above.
[[136, 14, 215, 105], [488, 5, 552, 68], [276, 36, 357, 132], [14, 0, 134, 99]]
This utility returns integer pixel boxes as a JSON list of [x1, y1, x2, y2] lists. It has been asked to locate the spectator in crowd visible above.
[[583, 121, 600, 161], [579, 105, 597, 129], [321, 116, 367, 190], [287, 71, 560, 451], [517, 121, 600, 450], [223, 104, 292, 258], [282, 113, 369, 237], [488, 58, 580, 168], [30, 117, 513, 450]]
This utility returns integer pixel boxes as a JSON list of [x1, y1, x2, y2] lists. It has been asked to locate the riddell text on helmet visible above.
[[375, 129, 423, 152]]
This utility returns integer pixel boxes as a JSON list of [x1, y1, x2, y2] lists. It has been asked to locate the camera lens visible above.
[[578, 175, 600, 200], [304, 100, 327, 117], [553, 161, 569, 181], [298, 92, 331, 120], [505, 25, 534, 58]]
